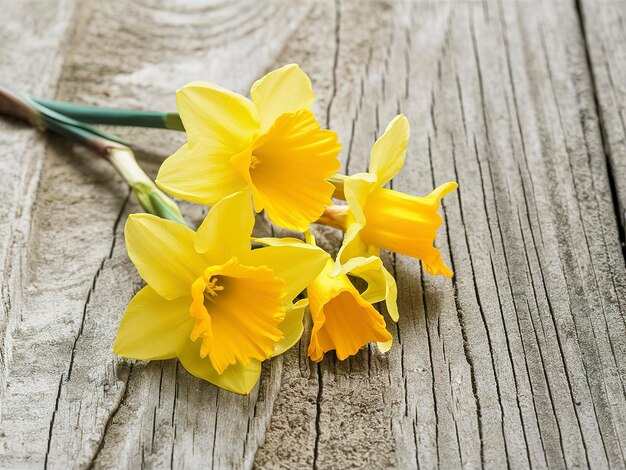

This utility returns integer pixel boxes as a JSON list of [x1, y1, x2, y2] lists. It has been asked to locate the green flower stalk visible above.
[[107, 145, 187, 224], [30, 97, 184, 131], [0, 87, 186, 225]]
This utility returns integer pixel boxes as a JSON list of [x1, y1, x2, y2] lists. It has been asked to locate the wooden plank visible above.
[[0, 0, 81, 466], [0, 1, 313, 469], [0, 1, 624, 469], [256, 1, 626, 469], [579, 0, 626, 233]]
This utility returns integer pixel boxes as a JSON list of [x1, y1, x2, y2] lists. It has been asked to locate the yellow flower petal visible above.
[[368, 115, 410, 186], [240, 241, 329, 301], [307, 260, 392, 362], [113, 286, 194, 360], [334, 255, 399, 322], [189, 259, 286, 374], [336, 222, 379, 265], [273, 298, 308, 357], [250, 64, 316, 132], [176, 81, 260, 148], [125, 214, 209, 299], [343, 173, 377, 224], [177, 339, 262, 395], [156, 142, 247, 206], [194, 190, 254, 262], [250, 236, 308, 247], [156, 81, 260, 206], [232, 109, 341, 231]]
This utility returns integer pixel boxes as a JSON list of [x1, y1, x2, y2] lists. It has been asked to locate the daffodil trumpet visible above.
[[307, 258, 393, 361], [114, 191, 328, 394]]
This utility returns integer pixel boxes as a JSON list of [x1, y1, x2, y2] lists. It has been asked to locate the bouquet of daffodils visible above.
[[0, 65, 456, 394]]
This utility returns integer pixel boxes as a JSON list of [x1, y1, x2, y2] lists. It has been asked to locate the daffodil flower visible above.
[[307, 258, 394, 361], [328, 115, 457, 278], [113, 191, 327, 394], [155, 64, 341, 232], [256, 235, 397, 361]]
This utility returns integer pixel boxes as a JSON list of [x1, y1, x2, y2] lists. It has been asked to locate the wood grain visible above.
[[579, 0, 626, 235], [0, 1, 624, 469]]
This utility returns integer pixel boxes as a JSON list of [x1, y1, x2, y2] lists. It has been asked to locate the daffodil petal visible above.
[[194, 190, 254, 262], [251, 236, 307, 247], [156, 141, 247, 206], [250, 64, 316, 132], [368, 115, 410, 186], [113, 286, 193, 360], [334, 255, 399, 322], [125, 214, 209, 299], [177, 339, 262, 395], [344, 173, 377, 224], [273, 298, 308, 357], [239, 242, 328, 301], [176, 81, 260, 148], [156, 81, 260, 205], [244, 110, 341, 231], [336, 222, 379, 266], [380, 266, 399, 320]]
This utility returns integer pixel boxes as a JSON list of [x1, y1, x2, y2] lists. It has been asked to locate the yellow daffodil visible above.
[[307, 258, 394, 361], [155, 64, 341, 232], [327, 115, 457, 278], [256, 235, 397, 361], [113, 190, 327, 394]]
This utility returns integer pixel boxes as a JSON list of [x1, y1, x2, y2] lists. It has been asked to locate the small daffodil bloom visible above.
[[258, 235, 398, 361], [329, 115, 457, 278], [114, 191, 327, 394], [307, 258, 394, 361], [156, 64, 341, 232]]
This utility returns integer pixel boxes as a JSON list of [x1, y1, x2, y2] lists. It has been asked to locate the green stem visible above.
[[30, 97, 184, 131], [0, 87, 187, 225]]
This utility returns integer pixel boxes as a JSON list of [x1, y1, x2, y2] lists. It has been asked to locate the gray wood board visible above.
[[580, 0, 626, 236], [0, 1, 624, 469]]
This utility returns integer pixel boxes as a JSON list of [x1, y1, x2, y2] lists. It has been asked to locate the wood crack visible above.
[[67, 191, 131, 381], [85, 363, 133, 470], [325, 0, 341, 130], [575, 0, 626, 248], [312, 362, 323, 470]]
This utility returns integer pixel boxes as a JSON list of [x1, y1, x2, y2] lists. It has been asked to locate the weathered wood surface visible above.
[[580, 0, 626, 234], [1, 1, 625, 469]]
